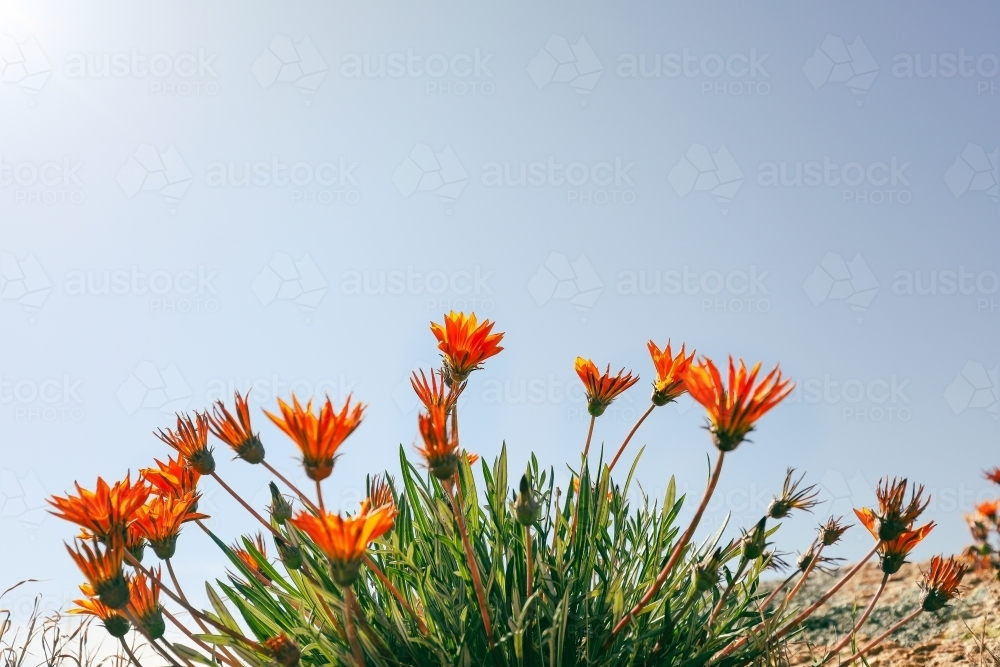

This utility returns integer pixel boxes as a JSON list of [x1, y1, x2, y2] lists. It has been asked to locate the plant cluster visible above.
[[47, 313, 966, 666], [964, 469, 1000, 576]]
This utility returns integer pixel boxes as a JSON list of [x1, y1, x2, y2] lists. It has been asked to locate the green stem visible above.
[[343, 587, 366, 667], [211, 472, 280, 537], [841, 609, 922, 665], [820, 572, 889, 664]]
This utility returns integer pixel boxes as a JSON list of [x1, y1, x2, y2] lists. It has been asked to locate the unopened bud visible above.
[[514, 475, 541, 527], [742, 517, 768, 561], [274, 536, 302, 571], [270, 483, 293, 524]]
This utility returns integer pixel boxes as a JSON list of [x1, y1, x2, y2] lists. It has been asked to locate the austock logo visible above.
[[116, 361, 192, 415], [64, 47, 220, 96], [204, 157, 361, 204], [1, 373, 85, 423], [1, 155, 86, 205], [944, 361, 998, 420], [0, 252, 51, 321], [0, 469, 47, 529], [527, 252, 602, 323], [117, 144, 193, 205], [0, 34, 52, 97], [252, 36, 327, 95], [252, 253, 328, 318], [527, 35, 603, 103], [340, 48, 495, 97], [392, 144, 468, 212], [616, 48, 771, 98], [944, 144, 998, 210], [803, 252, 878, 323], [616, 265, 771, 315], [803, 35, 878, 106], [668, 144, 743, 214]]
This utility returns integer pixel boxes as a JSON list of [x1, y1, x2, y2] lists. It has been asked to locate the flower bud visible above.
[[514, 475, 540, 527], [103, 615, 131, 638], [265, 634, 301, 667], [274, 536, 302, 571], [140, 610, 166, 640], [694, 549, 724, 592], [741, 517, 768, 561], [269, 483, 293, 525]]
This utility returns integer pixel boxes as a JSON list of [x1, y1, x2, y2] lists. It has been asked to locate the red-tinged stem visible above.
[[570, 416, 598, 539], [821, 573, 889, 664], [776, 542, 825, 615], [363, 553, 427, 634], [707, 556, 749, 627], [124, 552, 269, 655], [262, 461, 319, 513], [118, 638, 144, 667], [525, 525, 534, 602], [606, 451, 726, 647], [343, 587, 365, 667], [316, 479, 325, 514], [444, 481, 498, 662], [210, 472, 280, 538], [161, 607, 241, 667], [772, 541, 882, 642], [123, 609, 184, 667], [608, 404, 655, 472], [841, 609, 922, 665]]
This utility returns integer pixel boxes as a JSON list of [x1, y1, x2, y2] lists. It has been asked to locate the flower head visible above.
[[818, 516, 850, 546], [209, 391, 266, 464], [859, 477, 931, 542], [410, 369, 456, 411], [768, 469, 820, 519], [231, 534, 271, 584], [975, 499, 999, 520], [288, 503, 396, 585], [70, 584, 131, 638], [985, 468, 1000, 485], [430, 312, 504, 383], [920, 555, 967, 612], [66, 540, 129, 610], [368, 474, 394, 511], [265, 395, 365, 481], [416, 403, 459, 480], [855, 508, 934, 574], [156, 413, 215, 475], [128, 568, 164, 640], [49, 475, 150, 544], [685, 356, 793, 451], [575, 357, 639, 417], [647, 340, 694, 406], [265, 634, 301, 667], [131, 493, 208, 559], [141, 456, 199, 501]]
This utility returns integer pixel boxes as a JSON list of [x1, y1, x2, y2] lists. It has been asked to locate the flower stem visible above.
[[444, 480, 497, 660], [821, 572, 889, 664], [841, 608, 922, 665], [608, 404, 655, 472], [210, 472, 280, 538], [772, 541, 882, 642], [525, 525, 534, 602], [570, 416, 598, 540], [343, 587, 366, 667], [161, 607, 241, 667], [263, 461, 319, 513], [125, 552, 269, 655], [581, 415, 596, 458], [606, 451, 726, 647], [316, 479, 325, 513], [123, 609, 183, 667], [118, 637, 144, 667], [362, 553, 427, 634], [707, 556, 749, 627]]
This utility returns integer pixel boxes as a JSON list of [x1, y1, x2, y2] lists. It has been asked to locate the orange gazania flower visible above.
[[430, 312, 504, 383], [70, 583, 131, 638], [416, 403, 459, 480], [265, 634, 301, 667], [288, 502, 396, 586], [976, 499, 1000, 519], [155, 413, 216, 475], [49, 475, 150, 544], [141, 456, 200, 501], [464, 451, 480, 466], [231, 533, 271, 584], [921, 555, 967, 612], [264, 395, 365, 482], [128, 568, 165, 639], [131, 493, 207, 559], [647, 340, 694, 406], [209, 391, 266, 464], [855, 507, 935, 574], [685, 356, 793, 451], [575, 357, 639, 417], [410, 369, 456, 411], [369, 474, 394, 511], [66, 540, 129, 610], [862, 477, 931, 542], [985, 468, 1000, 485]]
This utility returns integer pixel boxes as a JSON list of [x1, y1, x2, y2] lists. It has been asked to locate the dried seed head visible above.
[[768, 469, 820, 519]]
